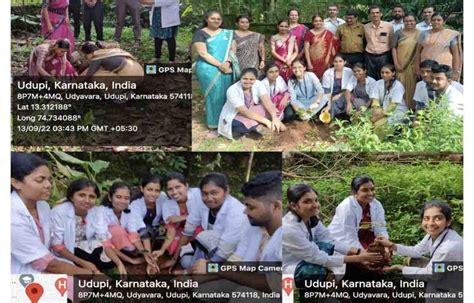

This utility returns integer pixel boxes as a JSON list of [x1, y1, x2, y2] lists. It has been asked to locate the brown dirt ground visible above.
[[191, 75, 338, 151]]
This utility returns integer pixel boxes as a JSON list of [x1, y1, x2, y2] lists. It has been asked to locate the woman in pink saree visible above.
[[28, 39, 76, 77], [41, 0, 75, 53], [288, 8, 308, 58], [304, 14, 339, 79], [270, 19, 298, 82], [415, 12, 462, 81]]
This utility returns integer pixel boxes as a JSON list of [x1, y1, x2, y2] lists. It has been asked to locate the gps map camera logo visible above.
[[145, 64, 157, 75], [433, 262, 446, 273], [207, 263, 219, 273]]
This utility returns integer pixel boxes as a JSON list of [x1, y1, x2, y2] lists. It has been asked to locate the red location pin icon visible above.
[[55, 278, 68, 297], [25, 283, 44, 303], [282, 277, 294, 296]]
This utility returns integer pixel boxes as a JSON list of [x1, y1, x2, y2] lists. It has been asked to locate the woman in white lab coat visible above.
[[327, 175, 389, 283], [164, 172, 247, 272], [328, 175, 389, 250], [50, 179, 118, 274], [321, 54, 354, 118], [11, 153, 90, 275], [93, 182, 158, 275], [130, 175, 167, 274], [152, 172, 205, 271], [130, 175, 167, 244], [376, 200, 463, 296], [282, 183, 382, 286]]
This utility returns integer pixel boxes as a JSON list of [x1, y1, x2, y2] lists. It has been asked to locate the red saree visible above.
[[304, 29, 339, 79]]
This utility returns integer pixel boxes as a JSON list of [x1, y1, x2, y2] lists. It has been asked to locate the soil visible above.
[[192, 81, 337, 151]]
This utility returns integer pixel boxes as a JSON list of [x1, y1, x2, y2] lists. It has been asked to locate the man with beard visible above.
[[390, 5, 405, 32], [430, 64, 463, 116]]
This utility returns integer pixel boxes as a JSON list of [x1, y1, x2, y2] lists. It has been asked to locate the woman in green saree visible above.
[[193, 10, 240, 131]]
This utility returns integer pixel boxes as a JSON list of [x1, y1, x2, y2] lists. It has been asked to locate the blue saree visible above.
[[196, 29, 239, 129]]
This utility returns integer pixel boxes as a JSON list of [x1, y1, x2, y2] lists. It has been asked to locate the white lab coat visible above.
[[328, 195, 389, 249], [283, 211, 351, 275], [370, 79, 407, 109], [231, 222, 282, 262], [413, 81, 463, 105], [346, 76, 376, 96], [89, 205, 144, 233], [11, 191, 53, 274], [150, 0, 181, 28], [321, 67, 354, 94], [397, 228, 463, 296], [218, 80, 268, 140], [437, 85, 463, 117], [50, 202, 110, 263], [261, 76, 288, 97], [261, 226, 283, 262], [161, 187, 206, 223], [130, 192, 167, 227], [185, 193, 247, 260]]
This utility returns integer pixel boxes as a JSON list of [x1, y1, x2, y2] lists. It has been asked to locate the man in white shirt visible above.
[[430, 64, 463, 116], [324, 3, 345, 34], [414, 60, 463, 110], [390, 5, 405, 32], [416, 6, 434, 31]]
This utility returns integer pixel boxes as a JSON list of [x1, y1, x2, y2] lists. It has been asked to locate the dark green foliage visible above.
[[46, 152, 281, 205], [329, 99, 463, 152], [283, 154, 463, 246]]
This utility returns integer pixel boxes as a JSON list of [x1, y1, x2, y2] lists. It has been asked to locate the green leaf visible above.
[[84, 110, 94, 125], [89, 160, 110, 174], [54, 151, 85, 165]]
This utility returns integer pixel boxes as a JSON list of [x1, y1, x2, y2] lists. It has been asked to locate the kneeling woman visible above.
[[165, 173, 247, 272], [321, 54, 353, 119], [261, 63, 291, 120], [346, 63, 376, 112], [51, 179, 119, 273], [283, 183, 382, 287], [130, 175, 168, 251], [218, 68, 286, 140], [80, 42, 144, 77], [376, 200, 463, 295], [287, 59, 328, 121], [28, 39, 76, 77], [370, 64, 408, 127], [158, 173, 205, 271], [91, 182, 157, 275]]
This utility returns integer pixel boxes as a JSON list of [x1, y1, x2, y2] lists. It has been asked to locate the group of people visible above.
[[193, 5, 463, 140], [10, 153, 464, 299], [11, 153, 282, 297], [283, 176, 463, 300], [26, 0, 181, 77]]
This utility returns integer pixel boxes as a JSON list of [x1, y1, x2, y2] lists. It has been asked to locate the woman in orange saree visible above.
[[304, 14, 339, 79], [415, 12, 462, 81]]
